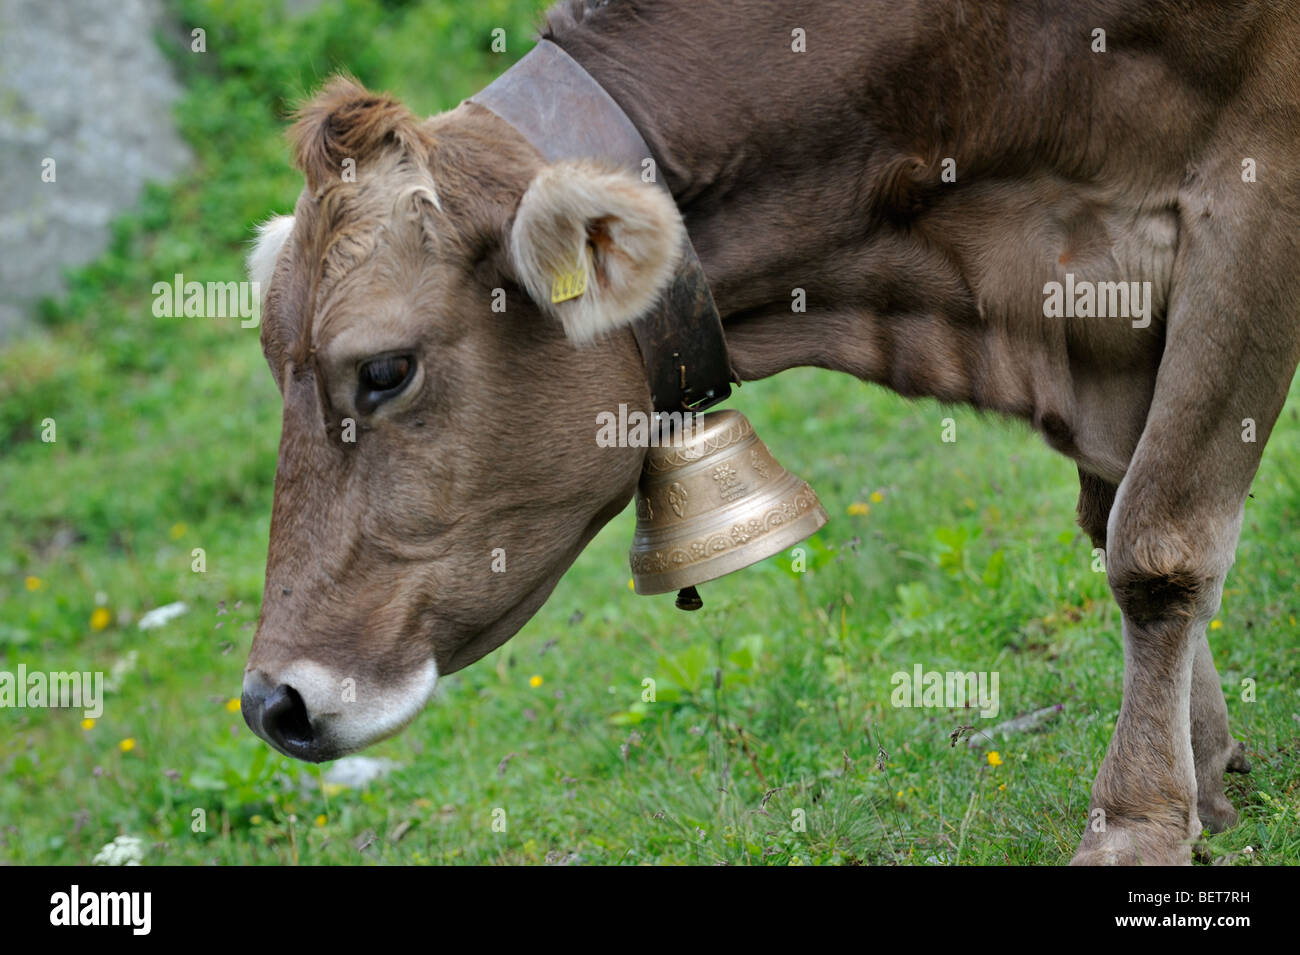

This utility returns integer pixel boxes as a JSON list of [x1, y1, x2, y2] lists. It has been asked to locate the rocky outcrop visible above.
[[0, 0, 192, 339]]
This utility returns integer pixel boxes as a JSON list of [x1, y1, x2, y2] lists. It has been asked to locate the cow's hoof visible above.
[[1071, 817, 1196, 866], [1195, 739, 1248, 833], [1197, 793, 1238, 833], [1225, 740, 1251, 774]]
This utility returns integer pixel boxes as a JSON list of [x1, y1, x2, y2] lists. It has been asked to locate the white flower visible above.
[[138, 602, 188, 631], [104, 649, 139, 693], [92, 834, 144, 866]]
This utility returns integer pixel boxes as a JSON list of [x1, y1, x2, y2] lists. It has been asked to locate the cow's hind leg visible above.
[[1076, 469, 1250, 837], [1071, 156, 1300, 865], [1191, 634, 1251, 832]]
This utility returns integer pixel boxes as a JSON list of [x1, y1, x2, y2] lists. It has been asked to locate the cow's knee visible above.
[[1105, 514, 1231, 633]]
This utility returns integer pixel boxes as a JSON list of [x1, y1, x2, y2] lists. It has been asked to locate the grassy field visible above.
[[1, 0, 1297, 866]]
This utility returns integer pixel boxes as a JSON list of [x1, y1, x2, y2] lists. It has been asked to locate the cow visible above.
[[240, 0, 1300, 865]]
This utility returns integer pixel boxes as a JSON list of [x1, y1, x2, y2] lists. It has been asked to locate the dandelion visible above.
[[998, 783, 1007, 791], [1210, 619, 1223, 630], [315, 814, 327, 827], [169, 522, 187, 540], [626, 578, 635, 591], [118, 737, 136, 753], [847, 502, 870, 516], [987, 750, 1003, 767], [250, 815, 263, 825], [90, 607, 111, 631], [224, 697, 241, 713], [24, 576, 42, 591], [81, 718, 95, 730], [529, 675, 543, 688], [870, 491, 884, 503]]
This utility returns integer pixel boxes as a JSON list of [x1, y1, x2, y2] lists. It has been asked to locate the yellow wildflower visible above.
[[315, 814, 327, 827], [169, 522, 187, 540], [81, 718, 95, 730], [870, 491, 884, 503], [847, 502, 870, 516], [1209, 620, 1222, 630], [987, 751, 1003, 767], [24, 576, 42, 591], [118, 737, 136, 753], [90, 607, 111, 631], [529, 675, 543, 688], [224, 697, 241, 713]]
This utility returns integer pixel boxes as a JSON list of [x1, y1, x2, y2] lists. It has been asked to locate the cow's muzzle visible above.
[[241, 670, 334, 762], [240, 656, 439, 762]]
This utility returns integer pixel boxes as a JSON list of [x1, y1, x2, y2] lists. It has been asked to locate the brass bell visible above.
[[629, 410, 829, 606]]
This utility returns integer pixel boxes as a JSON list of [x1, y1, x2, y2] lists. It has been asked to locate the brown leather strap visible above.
[[469, 39, 735, 412]]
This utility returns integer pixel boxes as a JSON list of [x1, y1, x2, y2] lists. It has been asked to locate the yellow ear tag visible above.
[[550, 262, 588, 304]]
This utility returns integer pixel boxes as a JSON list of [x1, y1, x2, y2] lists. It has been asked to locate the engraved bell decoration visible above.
[[629, 410, 829, 609]]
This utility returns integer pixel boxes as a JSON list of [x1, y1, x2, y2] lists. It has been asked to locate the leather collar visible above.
[[468, 39, 736, 413]]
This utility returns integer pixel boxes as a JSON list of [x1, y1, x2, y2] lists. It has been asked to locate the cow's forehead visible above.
[[261, 158, 450, 364], [256, 100, 547, 373]]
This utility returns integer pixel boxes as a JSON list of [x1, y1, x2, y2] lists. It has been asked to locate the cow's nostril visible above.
[[261, 683, 314, 750]]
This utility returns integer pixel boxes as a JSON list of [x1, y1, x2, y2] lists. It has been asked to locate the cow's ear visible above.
[[508, 160, 683, 345]]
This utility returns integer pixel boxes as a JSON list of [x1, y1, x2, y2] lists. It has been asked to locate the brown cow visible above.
[[241, 0, 1300, 864]]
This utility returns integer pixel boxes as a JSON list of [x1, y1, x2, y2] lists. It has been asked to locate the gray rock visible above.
[[0, 0, 192, 339]]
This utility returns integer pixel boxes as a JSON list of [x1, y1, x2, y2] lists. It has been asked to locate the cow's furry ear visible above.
[[289, 75, 431, 194], [246, 215, 295, 298], [508, 160, 683, 345]]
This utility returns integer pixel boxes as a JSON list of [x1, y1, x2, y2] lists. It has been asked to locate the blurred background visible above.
[[1, 0, 1296, 865]]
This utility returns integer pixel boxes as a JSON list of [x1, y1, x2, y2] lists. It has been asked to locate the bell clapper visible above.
[[675, 586, 703, 611]]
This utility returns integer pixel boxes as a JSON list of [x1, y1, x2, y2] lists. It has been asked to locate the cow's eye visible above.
[[357, 354, 415, 411]]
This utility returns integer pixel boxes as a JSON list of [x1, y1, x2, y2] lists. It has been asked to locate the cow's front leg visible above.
[[1191, 633, 1251, 832], [1074, 471, 1250, 850], [1069, 143, 1300, 864], [1071, 517, 1233, 866]]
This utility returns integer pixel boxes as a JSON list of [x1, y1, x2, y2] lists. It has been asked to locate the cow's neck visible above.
[[544, 4, 1128, 445], [546, 7, 1003, 399]]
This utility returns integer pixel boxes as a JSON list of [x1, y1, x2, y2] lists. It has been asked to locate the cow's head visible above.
[[241, 77, 684, 761]]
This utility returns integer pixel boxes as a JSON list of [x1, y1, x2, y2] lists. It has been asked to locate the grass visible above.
[[1, 0, 1297, 866]]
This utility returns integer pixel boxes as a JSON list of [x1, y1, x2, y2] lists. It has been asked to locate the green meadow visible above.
[[1, 0, 1296, 865]]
